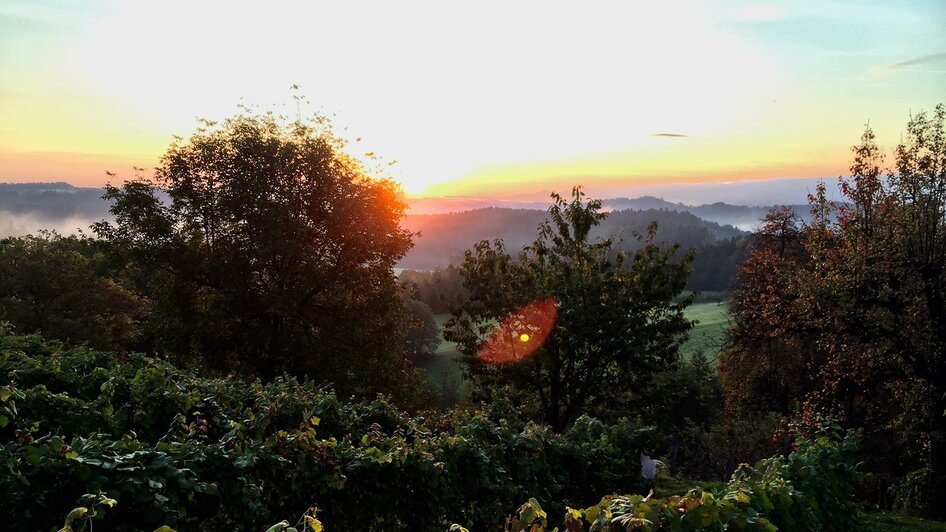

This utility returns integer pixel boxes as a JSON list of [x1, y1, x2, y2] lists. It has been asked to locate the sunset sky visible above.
[[1, 0, 943, 198]]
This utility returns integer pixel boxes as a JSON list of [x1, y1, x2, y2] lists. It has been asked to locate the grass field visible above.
[[863, 512, 946, 531], [413, 314, 466, 406], [679, 301, 730, 360]]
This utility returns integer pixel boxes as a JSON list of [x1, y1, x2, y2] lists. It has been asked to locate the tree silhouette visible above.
[[445, 187, 694, 431], [95, 110, 420, 399]]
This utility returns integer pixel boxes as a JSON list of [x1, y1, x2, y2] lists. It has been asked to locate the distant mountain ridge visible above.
[[0, 182, 112, 236], [408, 195, 809, 231], [400, 207, 746, 270], [0, 182, 111, 218], [1, 181, 802, 238], [601, 196, 811, 231]]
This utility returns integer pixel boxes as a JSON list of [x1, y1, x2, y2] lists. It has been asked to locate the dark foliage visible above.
[[725, 104, 946, 517], [0, 328, 656, 531], [495, 428, 861, 532], [401, 298, 439, 362], [399, 265, 467, 314], [92, 112, 420, 399], [445, 188, 694, 432], [0, 233, 145, 351]]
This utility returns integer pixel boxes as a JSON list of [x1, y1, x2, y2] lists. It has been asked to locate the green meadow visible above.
[[678, 300, 730, 359]]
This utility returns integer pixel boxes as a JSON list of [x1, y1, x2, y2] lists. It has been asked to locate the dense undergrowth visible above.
[[0, 327, 653, 530], [0, 326, 862, 531], [490, 431, 861, 531]]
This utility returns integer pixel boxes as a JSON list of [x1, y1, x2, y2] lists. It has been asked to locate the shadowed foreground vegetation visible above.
[[2, 328, 862, 531]]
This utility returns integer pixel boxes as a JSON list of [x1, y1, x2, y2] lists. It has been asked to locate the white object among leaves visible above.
[[640, 454, 661, 480]]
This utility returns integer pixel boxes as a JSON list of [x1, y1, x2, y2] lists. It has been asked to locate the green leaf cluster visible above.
[[467, 431, 862, 531], [0, 328, 655, 530]]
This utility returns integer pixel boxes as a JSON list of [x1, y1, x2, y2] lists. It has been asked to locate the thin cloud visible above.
[[885, 52, 946, 70], [652, 133, 689, 138], [869, 52, 946, 79]]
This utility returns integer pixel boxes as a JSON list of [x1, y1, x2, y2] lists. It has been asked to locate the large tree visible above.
[[725, 104, 946, 516], [95, 111, 419, 398], [444, 188, 693, 432]]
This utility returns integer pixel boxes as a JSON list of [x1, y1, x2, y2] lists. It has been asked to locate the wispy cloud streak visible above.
[[869, 52, 946, 79]]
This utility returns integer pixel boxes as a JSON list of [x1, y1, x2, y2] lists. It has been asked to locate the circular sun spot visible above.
[[479, 298, 557, 364]]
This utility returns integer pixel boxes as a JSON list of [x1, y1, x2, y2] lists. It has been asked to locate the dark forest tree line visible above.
[[399, 232, 748, 314], [400, 206, 749, 294], [0, 233, 145, 351]]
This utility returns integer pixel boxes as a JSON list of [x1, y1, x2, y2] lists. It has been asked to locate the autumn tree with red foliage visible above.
[[724, 105, 946, 515]]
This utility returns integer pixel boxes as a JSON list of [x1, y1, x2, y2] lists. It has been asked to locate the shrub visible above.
[[0, 328, 653, 531], [487, 431, 862, 531]]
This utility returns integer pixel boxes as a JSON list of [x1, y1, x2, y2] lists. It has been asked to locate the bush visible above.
[[0, 328, 655, 531], [489, 431, 862, 532], [890, 468, 936, 516], [0, 328, 864, 530], [783, 427, 863, 530]]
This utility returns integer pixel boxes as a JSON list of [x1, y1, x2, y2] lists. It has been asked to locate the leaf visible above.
[[304, 515, 323, 532], [63, 507, 88, 526], [264, 521, 291, 532], [154, 526, 177, 532]]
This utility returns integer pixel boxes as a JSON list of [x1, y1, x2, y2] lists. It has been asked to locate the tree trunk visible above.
[[930, 396, 946, 519]]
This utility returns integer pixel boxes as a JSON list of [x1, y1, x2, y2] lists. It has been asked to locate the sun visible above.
[[519, 333, 530, 343]]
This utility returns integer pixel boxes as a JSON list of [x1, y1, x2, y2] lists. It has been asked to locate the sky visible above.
[[0, 0, 943, 199]]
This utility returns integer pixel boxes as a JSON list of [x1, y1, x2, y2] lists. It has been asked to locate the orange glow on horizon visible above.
[[415, 159, 852, 199], [3, 2, 942, 198]]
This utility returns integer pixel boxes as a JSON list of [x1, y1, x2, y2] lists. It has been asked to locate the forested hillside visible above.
[[404, 195, 816, 231], [401, 207, 749, 292], [1, 185, 753, 292], [0, 182, 109, 217], [602, 196, 813, 230]]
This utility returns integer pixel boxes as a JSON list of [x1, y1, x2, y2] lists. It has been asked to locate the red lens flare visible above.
[[478, 298, 557, 364]]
